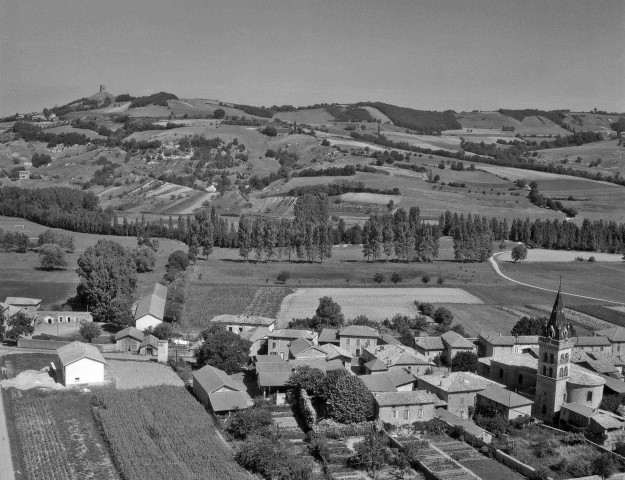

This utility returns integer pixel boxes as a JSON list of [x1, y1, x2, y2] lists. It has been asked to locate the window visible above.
[[74, 377, 80, 382], [564, 367, 568, 377], [550, 354, 554, 364], [518, 374, 523, 385], [549, 368, 553, 378], [618, 346, 621, 352], [587, 391, 593, 402], [542, 366, 547, 375], [542, 405, 547, 414], [563, 393, 567, 402], [345, 338, 351, 347], [418, 409, 423, 418], [391, 410, 397, 419], [499, 369, 503, 379], [565, 353, 569, 362], [272, 341, 277, 349], [280, 352, 284, 360], [404, 409, 410, 420], [543, 353, 548, 362]]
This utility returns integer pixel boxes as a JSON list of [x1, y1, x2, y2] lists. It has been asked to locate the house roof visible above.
[[572, 336, 611, 347], [379, 334, 402, 346], [319, 343, 352, 360], [134, 293, 166, 321], [418, 372, 501, 393], [374, 391, 439, 407], [339, 325, 379, 338], [569, 365, 606, 387], [140, 334, 159, 350], [365, 359, 388, 372], [360, 374, 397, 393], [595, 326, 625, 343], [289, 337, 314, 357], [441, 331, 474, 349], [591, 411, 625, 430], [5, 297, 41, 306], [269, 329, 316, 340], [479, 330, 515, 346], [254, 355, 285, 364], [489, 353, 538, 369], [115, 326, 144, 341], [601, 374, 625, 394], [318, 328, 339, 344], [477, 386, 533, 408], [516, 335, 539, 345], [151, 283, 168, 300], [365, 344, 432, 367], [208, 391, 253, 413], [414, 336, 444, 351], [193, 364, 245, 394], [57, 341, 106, 367], [387, 369, 417, 388], [211, 314, 276, 327], [258, 371, 292, 388], [436, 409, 491, 439], [240, 326, 271, 343], [290, 358, 344, 372], [561, 402, 595, 418]]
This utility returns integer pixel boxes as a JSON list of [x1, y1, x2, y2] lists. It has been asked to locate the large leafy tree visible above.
[[349, 430, 390, 478], [451, 351, 479, 373], [39, 243, 68, 270], [131, 245, 156, 272], [511, 316, 546, 336], [195, 324, 252, 374], [511, 244, 528, 262], [76, 240, 137, 322], [324, 370, 375, 423], [287, 366, 326, 398], [79, 322, 102, 343], [5, 312, 34, 341], [312, 296, 344, 328]]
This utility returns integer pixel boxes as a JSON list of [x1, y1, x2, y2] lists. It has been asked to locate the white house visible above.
[[56, 341, 106, 386], [134, 284, 167, 330]]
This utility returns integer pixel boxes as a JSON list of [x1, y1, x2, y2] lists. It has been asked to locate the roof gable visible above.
[[375, 391, 438, 407], [57, 341, 106, 366], [134, 293, 166, 321], [115, 326, 144, 341], [193, 365, 245, 394], [441, 331, 474, 349], [339, 325, 379, 338], [478, 386, 533, 408]]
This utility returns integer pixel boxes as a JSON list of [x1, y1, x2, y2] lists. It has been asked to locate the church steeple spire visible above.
[[544, 283, 569, 340]]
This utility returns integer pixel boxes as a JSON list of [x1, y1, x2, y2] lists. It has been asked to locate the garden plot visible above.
[[277, 288, 483, 324], [107, 360, 184, 389], [497, 249, 623, 262]]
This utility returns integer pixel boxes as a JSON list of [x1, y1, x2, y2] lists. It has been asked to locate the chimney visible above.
[[100, 84, 106, 93]]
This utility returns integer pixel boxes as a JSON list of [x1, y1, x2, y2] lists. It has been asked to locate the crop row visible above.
[[92, 385, 250, 480], [244, 286, 292, 318], [568, 304, 625, 328]]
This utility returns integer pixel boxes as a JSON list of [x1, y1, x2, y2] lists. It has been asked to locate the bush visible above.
[[226, 406, 274, 440], [276, 271, 290, 283], [324, 370, 375, 423], [261, 126, 277, 137], [588, 256, 596, 262], [373, 273, 384, 284], [421, 274, 431, 284]]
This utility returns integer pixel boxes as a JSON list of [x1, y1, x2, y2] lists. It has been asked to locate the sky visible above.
[[1, 0, 624, 115]]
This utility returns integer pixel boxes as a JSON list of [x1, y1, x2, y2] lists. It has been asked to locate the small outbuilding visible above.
[[56, 341, 106, 386], [134, 284, 167, 330], [476, 385, 533, 420], [193, 364, 253, 414], [115, 326, 145, 352], [138, 334, 159, 356]]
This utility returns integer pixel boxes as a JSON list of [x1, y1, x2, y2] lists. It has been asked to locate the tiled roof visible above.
[[115, 326, 144, 341], [379, 334, 402, 345], [211, 314, 276, 326], [208, 391, 253, 413], [56, 341, 106, 367], [258, 371, 292, 387], [5, 297, 41, 306], [436, 409, 490, 439], [387, 369, 417, 388], [569, 365, 606, 386], [591, 411, 625, 430], [318, 328, 339, 344], [490, 353, 538, 369], [561, 401, 595, 418], [269, 329, 316, 340], [418, 372, 501, 393], [516, 335, 539, 345], [339, 325, 379, 338], [289, 337, 314, 357], [319, 343, 352, 360], [595, 326, 625, 343], [360, 374, 397, 393], [193, 365, 245, 394], [374, 391, 438, 407], [441, 331, 474, 349], [151, 283, 168, 300], [479, 330, 515, 346], [365, 344, 432, 367], [572, 336, 611, 347], [140, 334, 159, 350], [365, 359, 388, 372], [240, 326, 271, 343], [414, 336, 444, 351], [290, 358, 344, 372], [254, 354, 285, 364], [134, 293, 166, 321], [601, 375, 625, 394], [478, 386, 533, 408]]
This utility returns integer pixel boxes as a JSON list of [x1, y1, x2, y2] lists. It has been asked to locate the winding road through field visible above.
[[489, 252, 625, 306]]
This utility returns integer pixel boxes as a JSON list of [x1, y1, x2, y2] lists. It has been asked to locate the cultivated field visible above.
[[276, 287, 483, 326], [497, 249, 623, 263], [107, 360, 184, 389]]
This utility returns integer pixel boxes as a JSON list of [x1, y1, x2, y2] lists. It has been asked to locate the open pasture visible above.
[[273, 108, 335, 124], [454, 112, 570, 136], [276, 287, 483, 325], [107, 360, 184, 389], [435, 304, 526, 336], [497, 248, 623, 263]]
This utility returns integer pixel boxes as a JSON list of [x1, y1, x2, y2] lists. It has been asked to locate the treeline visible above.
[[232, 104, 275, 118], [12, 122, 91, 147], [357, 102, 462, 133], [498, 109, 570, 130], [528, 183, 577, 218], [285, 180, 400, 197], [295, 165, 357, 177], [361, 207, 440, 262], [129, 92, 178, 108], [326, 105, 374, 122]]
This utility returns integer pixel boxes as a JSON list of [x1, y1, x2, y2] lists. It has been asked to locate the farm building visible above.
[[572, 336, 612, 353], [374, 391, 440, 426], [289, 338, 327, 360], [318, 343, 353, 368], [414, 336, 445, 359], [210, 314, 276, 333], [18, 170, 30, 180], [115, 326, 144, 352], [560, 403, 625, 449], [138, 334, 159, 356], [476, 386, 533, 420], [440, 331, 476, 365], [337, 325, 380, 357], [361, 369, 417, 393], [134, 283, 167, 330], [361, 344, 433, 376], [193, 364, 253, 414], [32, 311, 92, 325], [267, 329, 318, 360], [435, 409, 492, 444], [56, 341, 107, 386], [417, 372, 503, 419], [5, 297, 41, 312], [318, 328, 340, 346], [476, 331, 538, 358], [240, 326, 271, 356], [594, 326, 625, 355]]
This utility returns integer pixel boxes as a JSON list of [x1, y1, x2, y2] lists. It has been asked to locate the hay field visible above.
[[274, 108, 335, 124], [383, 131, 461, 151], [360, 106, 392, 123], [340, 192, 401, 205], [276, 287, 483, 325], [497, 249, 623, 263], [107, 360, 184, 389]]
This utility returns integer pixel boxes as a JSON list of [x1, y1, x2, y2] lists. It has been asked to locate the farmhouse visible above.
[[192, 364, 253, 414], [476, 331, 539, 358], [374, 391, 440, 426], [560, 403, 625, 449], [318, 328, 340, 346], [362, 369, 417, 393], [338, 325, 379, 357], [414, 336, 444, 359], [210, 314, 276, 333], [361, 344, 433, 376], [417, 372, 503, 419], [5, 297, 41, 312], [572, 336, 612, 353], [476, 386, 533, 420], [240, 326, 271, 356], [56, 341, 106, 386], [18, 170, 30, 180], [267, 329, 318, 360], [289, 338, 327, 360], [440, 330, 476, 365], [594, 326, 625, 354], [318, 343, 353, 368], [115, 326, 144, 352], [255, 356, 343, 396], [134, 283, 167, 330], [32, 311, 92, 325]]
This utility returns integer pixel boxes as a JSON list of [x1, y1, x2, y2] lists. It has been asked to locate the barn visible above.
[[115, 327, 144, 352], [135, 284, 167, 330], [56, 341, 106, 386]]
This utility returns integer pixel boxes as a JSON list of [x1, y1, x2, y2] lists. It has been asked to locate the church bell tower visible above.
[[532, 285, 573, 423]]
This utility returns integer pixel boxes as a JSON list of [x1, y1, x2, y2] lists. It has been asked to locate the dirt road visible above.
[[0, 386, 16, 480]]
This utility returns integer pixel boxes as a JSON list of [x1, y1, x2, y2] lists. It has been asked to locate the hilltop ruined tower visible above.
[[99, 85, 106, 93], [532, 286, 573, 423]]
